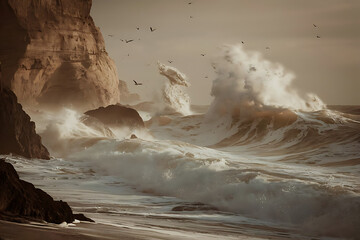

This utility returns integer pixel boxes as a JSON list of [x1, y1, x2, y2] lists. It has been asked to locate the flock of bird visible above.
[[105, 1, 322, 86]]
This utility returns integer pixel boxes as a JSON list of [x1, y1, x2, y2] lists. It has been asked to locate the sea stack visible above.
[[0, 0, 121, 110]]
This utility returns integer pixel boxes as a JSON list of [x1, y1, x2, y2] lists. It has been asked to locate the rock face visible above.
[[0, 88, 49, 159], [84, 104, 145, 128], [0, 0, 120, 110], [0, 159, 74, 223]]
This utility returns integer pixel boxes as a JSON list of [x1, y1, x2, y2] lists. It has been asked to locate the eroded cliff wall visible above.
[[0, 0, 120, 110], [0, 88, 49, 159]]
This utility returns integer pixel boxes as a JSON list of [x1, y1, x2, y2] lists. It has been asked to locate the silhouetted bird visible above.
[[136, 27, 140, 30], [133, 80, 143, 86], [313, 24, 317, 27], [150, 27, 156, 32], [120, 39, 124, 42], [188, 2, 192, 4], [241, 41, 244, 44], [205, 76, 208, 79], [317, 36, 321, 38], [201, 54, 206, 56], [168, 60, 173, 63], [190, 16, 193, 18], [125, 39, 134, 43]]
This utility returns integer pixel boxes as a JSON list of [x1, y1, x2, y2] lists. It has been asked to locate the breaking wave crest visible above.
[[158, 62, 192, 115], [70, 139, 360, 238], [207, 45, 325, 120]]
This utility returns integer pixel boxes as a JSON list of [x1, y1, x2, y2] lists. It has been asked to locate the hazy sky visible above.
[[91, 0, 360, 105]]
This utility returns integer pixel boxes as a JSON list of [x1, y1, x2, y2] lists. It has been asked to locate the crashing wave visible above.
[[158, 62, 192, 115], [207, 45, 325, 120]]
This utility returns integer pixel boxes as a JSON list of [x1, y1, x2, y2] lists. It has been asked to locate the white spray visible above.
[[207, 45, 325, 119], [158, 62, 192, 115]]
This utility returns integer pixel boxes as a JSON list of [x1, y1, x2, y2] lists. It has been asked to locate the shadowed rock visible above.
[[172, 202, 218, 212], [84, 104, 145, 129], [0, 88, 49, 159], [0, 159, 93, 224], [73, 213, 94, 223], [0, 159, 72, 223]]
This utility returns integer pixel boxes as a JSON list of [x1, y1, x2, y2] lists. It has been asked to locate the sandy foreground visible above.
[[0, 216, 277, 240], [0, 220, 159, 240]]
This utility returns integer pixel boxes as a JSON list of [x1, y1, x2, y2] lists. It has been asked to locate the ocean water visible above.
[[4, 45, 360, 239]]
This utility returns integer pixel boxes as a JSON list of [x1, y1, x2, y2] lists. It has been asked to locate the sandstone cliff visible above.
[[0, 159, 93, 223], [0, 88, 49, 159], [0, 0, 120, 110]]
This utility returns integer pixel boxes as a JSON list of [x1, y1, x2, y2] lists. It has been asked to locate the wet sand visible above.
[[0, 220, 174, 240], [0, 215, 285, 240]]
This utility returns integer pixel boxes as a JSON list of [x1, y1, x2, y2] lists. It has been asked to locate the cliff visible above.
[[0, 0, 120, 110], [0, 159, 93, 223], [0, 88, 49, 159]]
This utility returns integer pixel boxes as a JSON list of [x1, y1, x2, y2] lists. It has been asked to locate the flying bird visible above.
[[120, 39, 124, 42], [317, 35, 321, 38], [241, 41, 244, 44], [168, 60, 173, 63], [205, 76, 208, 79], [125, 39, 134, 43], [136, 27, 140, 30], [150, 27, 156, 32], [188, 2, 192, 4], [133, 80, 143, 86], [313, 24, 317, 27], [201, 54, 206, 56], [190, 16, 193, 19]]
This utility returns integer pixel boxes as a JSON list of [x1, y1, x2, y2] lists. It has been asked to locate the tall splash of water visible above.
[[158, 62, 192, 115], [207, 45, 325, 118]]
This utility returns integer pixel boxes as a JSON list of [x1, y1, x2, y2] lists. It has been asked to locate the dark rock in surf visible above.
[[0, 159, 93, 224], [84, 104, 145, 129], [73, 213, 94, 222], [0, 88, 49, 159], [172, 202, 218, 212], [130, 134, 138, 139]]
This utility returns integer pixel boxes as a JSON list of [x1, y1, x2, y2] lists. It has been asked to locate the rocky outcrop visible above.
[[0, 88, 49, 159], [84, 104, 145, 128], [0, 159, 93, 224], [0, 0, 120, 110]]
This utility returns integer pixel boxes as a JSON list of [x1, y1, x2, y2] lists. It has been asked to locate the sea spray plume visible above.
[[158, 62, 192, 115], [207, 45, 325, 119]]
